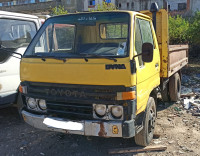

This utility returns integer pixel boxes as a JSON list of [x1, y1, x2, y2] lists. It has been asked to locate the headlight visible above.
[[27, 98, 37, 109], [95, 104, 106, 117], [111, 106, 123, 118], [38, 99, 47, 110]]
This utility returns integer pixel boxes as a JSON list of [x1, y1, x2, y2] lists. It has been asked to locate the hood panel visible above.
[[20, 58, 133, 87]]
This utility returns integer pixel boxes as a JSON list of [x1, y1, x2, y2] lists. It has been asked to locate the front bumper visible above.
[[22, 110, 135, 138]]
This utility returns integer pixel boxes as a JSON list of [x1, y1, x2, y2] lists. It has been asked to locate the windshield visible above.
[[0, 18, 37, 63], [0, 19, 36, 49], [24, 12, 130, 58]]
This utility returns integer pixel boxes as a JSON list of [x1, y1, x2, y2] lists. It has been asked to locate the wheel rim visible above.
[[148, 107, 156, 136]]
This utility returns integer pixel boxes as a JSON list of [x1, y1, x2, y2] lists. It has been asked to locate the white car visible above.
[[0, 11, 40, 108]]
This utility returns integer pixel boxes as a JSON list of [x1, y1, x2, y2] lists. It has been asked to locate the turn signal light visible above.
[[19, 85, 23, 93], [19, 85, 27, 94], [117, 91, 136, 100]]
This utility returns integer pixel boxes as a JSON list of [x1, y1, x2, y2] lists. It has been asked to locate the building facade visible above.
[[116, 0, 164, 11], [0, 0, 83, 14], [0, 0, 199, 15]]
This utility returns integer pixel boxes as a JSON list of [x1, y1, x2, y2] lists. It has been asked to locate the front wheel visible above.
[[134, 97, 156, 146]]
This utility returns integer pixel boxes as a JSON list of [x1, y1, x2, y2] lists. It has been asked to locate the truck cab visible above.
[[18, 6, 188, 146], [0, 11, 40, 107]]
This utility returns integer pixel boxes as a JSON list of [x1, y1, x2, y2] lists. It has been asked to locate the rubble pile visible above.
[[180, 74, 200, 116]]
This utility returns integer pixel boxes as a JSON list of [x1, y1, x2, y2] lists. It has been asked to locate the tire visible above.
[[161, 83, 170, 102], [134, 97, 156, 146], [16, 93, 24, 120], [169, 73, 181, 102]]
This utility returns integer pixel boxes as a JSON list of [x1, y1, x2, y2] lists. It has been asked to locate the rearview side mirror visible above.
[[142, 43, 153, 63]]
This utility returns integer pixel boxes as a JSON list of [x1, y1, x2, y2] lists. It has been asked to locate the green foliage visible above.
[[188, 11, 200, 45], [169, 12, 200, 56], [89, 2, 117, 12], [169, 15, 189, 44], [51, 5, 68, 16]]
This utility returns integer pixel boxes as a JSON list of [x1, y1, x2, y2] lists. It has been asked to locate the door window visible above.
[[139, 19, 154, 46], [135, 18, 154, 66]]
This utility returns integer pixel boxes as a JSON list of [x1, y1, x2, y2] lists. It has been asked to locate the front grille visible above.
[[22, 81, 128, 120], [46, 101, 93, 120]]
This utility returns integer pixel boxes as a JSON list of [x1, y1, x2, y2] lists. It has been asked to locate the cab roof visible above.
[[49, 10, 151, 20], [0, 11, 38, 19]]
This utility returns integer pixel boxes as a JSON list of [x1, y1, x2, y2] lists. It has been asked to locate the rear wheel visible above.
[[161, 83, 170, 102], [134, 97, 156, 146], [169, 73, 181, 101]]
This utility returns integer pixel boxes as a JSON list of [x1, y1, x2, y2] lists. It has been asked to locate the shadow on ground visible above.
[[0, 107, 139, 156]]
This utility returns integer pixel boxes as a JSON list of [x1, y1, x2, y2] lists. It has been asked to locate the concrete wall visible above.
[[190, 0, 200, 12], [0, 0, 199, 15], [0, 1, 60, 13], [0, 0, 82, 14], [116, 0, 164, 11], [168, 0, 187, 11]]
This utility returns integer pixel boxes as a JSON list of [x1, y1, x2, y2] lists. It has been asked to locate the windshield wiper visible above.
[[36, 55, 67, 63], [80, 53, 117, 62]]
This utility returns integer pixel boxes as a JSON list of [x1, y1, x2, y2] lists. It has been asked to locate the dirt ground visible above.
[[0, 58, 199, 156]]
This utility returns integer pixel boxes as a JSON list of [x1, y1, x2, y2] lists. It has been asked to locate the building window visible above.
[[118, 3, 121, 8], [127, 2, 129, 8], [131, 2, 134, 8], [168, 5, 171, 11], [178, 3, 186, 11], [88, 0, 95, 8]]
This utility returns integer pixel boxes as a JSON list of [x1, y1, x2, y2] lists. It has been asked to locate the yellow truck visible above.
[[17, 3, 188, 146]]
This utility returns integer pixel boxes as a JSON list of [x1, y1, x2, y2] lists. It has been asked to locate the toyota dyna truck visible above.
[[17, 3, 188, 146], [0, 11, 40, 108]]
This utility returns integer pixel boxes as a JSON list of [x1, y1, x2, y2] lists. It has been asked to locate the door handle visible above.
[[155, 63, 159, 68]]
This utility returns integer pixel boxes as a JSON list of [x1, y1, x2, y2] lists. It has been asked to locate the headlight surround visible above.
[[27, 98, 37, 109], [94, 104, 107, 117], [111, 105, 123, 119], [38, 99, 47, 110]]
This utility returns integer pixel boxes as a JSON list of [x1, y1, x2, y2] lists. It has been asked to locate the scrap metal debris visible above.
[[180, 74, 200, 116], [108, 145, 167, 154]]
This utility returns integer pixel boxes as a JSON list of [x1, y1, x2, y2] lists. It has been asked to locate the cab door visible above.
[[134, 16, 160, 114]]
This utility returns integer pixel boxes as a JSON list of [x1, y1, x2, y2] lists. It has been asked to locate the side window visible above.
[[139, 19, 154, 46], [135, 18, 154, 66], [135, 18, 143, 66]]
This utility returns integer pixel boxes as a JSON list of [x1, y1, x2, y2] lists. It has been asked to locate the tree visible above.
[[188, 11, 200, 45], [51, 5, 68, 16], [169, 15, 189, 44], [89, 1, 117, 12]]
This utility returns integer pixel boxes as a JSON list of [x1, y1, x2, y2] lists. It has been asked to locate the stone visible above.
[[168, 140, 174, 144], [179, 150, 185, 154], [153, 140, 162, 144]]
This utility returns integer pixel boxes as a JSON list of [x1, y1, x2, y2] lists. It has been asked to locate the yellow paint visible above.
[[20, 10, 169, 118], [112, 125, 119, 134], [20, 58, 133, 86], [133, 15, 160, 115], [140, 10, 169, 78]]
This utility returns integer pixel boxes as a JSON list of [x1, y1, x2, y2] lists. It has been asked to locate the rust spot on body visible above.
[[98, 122, 107, 137], [163, 59, 168, 63]]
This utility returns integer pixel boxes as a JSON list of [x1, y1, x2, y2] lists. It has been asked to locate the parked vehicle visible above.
[[17, 3, 188, 146], [0, 11, 40, 108]]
